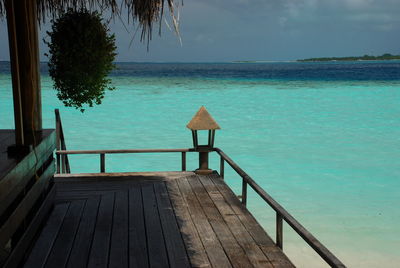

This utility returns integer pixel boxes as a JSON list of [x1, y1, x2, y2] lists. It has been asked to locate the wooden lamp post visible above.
[[186, 106, 220, 175]]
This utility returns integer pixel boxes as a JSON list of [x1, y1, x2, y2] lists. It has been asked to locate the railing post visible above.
[[100, 153, 105, 173], [242, 179, 247, 206], [56, 153, 60, 174], [56, 122, 60, 151], [55, 110, 60, 173], [220, 156, 224, 179], [61, 154, 66, 173], [196, 150, 212, 175], [276, 212, 283, 249], [182, 152, 186, 171]]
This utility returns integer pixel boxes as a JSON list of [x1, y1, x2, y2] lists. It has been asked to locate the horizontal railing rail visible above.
[[56, 148, 194, 154], [55, 146, 345, 267], [56, 148, 194, 174]]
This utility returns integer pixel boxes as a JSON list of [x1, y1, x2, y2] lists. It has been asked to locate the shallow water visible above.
[[1, 62, 399, 267]]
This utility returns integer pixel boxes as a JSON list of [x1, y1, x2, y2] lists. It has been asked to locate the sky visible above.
[[0, 0, 399, 62]]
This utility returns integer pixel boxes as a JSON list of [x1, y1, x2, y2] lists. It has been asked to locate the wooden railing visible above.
[[55, 147, 345, 267], [56, 148, 194, 174], [214, 148, 346, 268], [55, 109, 70, 174], [0, 131, 56, 267]]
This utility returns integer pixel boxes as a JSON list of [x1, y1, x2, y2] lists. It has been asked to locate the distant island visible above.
[[298, 53, 400, 62]]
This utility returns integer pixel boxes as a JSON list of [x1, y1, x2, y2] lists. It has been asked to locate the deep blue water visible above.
[[110, 61, 400, 81], [1, 60, 400, 80]]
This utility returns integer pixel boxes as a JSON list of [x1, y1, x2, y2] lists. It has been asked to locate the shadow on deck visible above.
[[25, 172, 294, 268]]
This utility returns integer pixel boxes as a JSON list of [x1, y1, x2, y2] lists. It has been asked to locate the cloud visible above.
[[0, 0, 399, 61]]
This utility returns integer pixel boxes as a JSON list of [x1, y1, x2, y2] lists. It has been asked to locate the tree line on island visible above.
[[298, 53, 400, 62]]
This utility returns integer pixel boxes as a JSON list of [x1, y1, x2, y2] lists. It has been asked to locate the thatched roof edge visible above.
[[0, 0, 176, 42]]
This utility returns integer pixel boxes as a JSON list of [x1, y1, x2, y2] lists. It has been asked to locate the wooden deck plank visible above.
[[44, 200, 85, 268], [208, 175, 295, 268], [176, 177, 233, 268], [141, 183, 170, 268], [55, 190, 113, 197], [166, 180, 212, 268], [87, 193, 115, 268], [66, 197, 100, 268], [23, 203, 70, 268], [22, 172, 295, 268], [199, 175, 273, 268], [187, 176, 254, 268], [154, 182, 191, 268], [128, 186, 149, 268], [109, 190, 129, 268]]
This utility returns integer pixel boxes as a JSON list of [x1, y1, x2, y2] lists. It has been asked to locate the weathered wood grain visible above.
[[109, 190, 129, 268], [166, 180, 211, 268], [0, 160, 55, 248], [87, 193, 115, 268], [0, 130, 55, 218], [176, 177, 232, 268], [24, 202, 70, 268], [199, 175, 273, 268], [21, 172, 296, 268], [128, 186, 149, 268], [66, 197, 100, 268], [187, 176, 253, 268], [3, 186, 56, 268], [154, 182, 190, 268], [44, 200, 85, 268], [209, 174, 295, 268], [141, 183, 170, 268]]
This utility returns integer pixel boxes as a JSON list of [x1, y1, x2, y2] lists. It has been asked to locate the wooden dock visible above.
[[25, 172, 294, 268], [0, 122, 346, 267]]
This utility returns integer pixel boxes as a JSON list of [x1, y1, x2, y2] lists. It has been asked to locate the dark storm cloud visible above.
[[0, 0, 399, 61]]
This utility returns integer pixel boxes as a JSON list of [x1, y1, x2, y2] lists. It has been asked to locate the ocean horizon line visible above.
[[0, 60, 297, 64], [1, 60, 399, 64]]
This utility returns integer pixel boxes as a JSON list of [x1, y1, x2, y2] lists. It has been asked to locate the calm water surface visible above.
[[1, 61, 399, 267]]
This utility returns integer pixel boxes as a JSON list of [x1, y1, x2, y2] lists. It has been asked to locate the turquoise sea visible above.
[[1, 61, 399, 267]]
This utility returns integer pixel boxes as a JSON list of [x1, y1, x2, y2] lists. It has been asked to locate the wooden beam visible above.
[[5, 0, 24, 146], [13, 0, 42, 134]]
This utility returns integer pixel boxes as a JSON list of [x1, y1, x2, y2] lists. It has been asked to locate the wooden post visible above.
[[195, 151, 212, 175], [61, 155, 66, 173], [181, 152, 186, 171], [276, 213, 283, 249], [242, 179, 247, 206], [56, 153, 60, 174], [55, 113, 61, 151], [5, 0, 24, 146], [7, 0, 42, 138], [220, 156, 224, 179], [55, 111, 61, 173], [100, 153, 105, 173]]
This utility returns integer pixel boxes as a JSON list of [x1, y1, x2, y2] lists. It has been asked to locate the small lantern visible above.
[[187, 106, 220, 174]]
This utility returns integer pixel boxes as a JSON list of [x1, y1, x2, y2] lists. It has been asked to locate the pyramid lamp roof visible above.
[[186, 106, 221, 130]]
